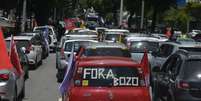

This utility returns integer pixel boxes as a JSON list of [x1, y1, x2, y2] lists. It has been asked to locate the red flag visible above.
[[0, 27, 13, 70], [10, 35, 23, 75], [140, 49, 150, 86], [64, 18, 76, 30]]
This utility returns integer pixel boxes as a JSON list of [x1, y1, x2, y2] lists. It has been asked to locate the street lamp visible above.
[[119, 0, 123, 27], [140, 0, 144, 30]]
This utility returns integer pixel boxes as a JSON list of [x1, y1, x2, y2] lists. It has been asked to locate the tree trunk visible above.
[[151, 5, 157, 33]]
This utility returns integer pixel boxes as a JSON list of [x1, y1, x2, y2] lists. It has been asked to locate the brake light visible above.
[[177, 81, 190, 89], [61, 48, 65, 59], [0, 74, 9, 80]]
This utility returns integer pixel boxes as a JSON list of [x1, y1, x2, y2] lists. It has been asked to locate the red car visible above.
[[63, 53, 151, 101]]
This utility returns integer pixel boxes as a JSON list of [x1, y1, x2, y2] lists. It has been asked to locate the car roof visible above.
[[5, 36, 33, 41], [84, 42, 128, 49], [64, 39, 98, 43], [34, 25, 54, 29], [78, 56, 140, 67], [20, 32, 39, 36], [105, 29, 129, 33], [162, 40, 201, 47], [128, 36, 160, 42]]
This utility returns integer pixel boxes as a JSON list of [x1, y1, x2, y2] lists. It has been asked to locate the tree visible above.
[[164, 3, 201, 33]]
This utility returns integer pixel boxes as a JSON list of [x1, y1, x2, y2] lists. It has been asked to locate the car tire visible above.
[[39, 59, 43, 66], [13, 86, 18, 101], [19, 83, 25, 99]]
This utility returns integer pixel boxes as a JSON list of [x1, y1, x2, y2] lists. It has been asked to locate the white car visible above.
[[33, 25, 57, 51], [65, 30, 98, 40], [56, 39, 98, 82], [6, 36, 43, 68], [103, 29, 129, 43]]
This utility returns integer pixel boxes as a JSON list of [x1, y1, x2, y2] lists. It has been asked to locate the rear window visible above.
[[105, 34, 121, 41], [74, 67, 142, 87], [84, 48, 131, 57], [130, 41, 159, 53], [179, 47, 201, 52], [182, 59, 201, 79], [6, 40, 30, 49], [64, 41, 95, 52]]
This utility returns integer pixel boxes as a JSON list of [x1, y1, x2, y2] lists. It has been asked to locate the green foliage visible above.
[[164, 3, 201, 32]]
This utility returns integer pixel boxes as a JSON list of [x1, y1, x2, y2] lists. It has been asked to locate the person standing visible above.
[[164, 25, 174, 40]]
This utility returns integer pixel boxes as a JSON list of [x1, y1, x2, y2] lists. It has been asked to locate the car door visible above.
[[152, 44, 174, 69], [158, 55, 182, 99]]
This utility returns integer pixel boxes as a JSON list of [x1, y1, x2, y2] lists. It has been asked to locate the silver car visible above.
[[151, 39, 201, 72], [6, 36, 43, 69], [0, 69, 25, 101], [56, 39, 98, 82]]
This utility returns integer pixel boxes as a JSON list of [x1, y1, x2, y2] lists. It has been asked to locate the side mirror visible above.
[[21, 47, 26, 54]]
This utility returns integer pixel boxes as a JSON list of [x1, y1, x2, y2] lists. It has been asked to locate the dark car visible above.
[[154, 50, 201, 101], [193, 34, 201, 42]]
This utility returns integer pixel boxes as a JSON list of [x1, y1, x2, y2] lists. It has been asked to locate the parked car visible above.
[[63, 55, 151, 101], [6, 36, 43, 69], [154, 50, 201, 101], [151, 39, 201, 72], [0, 32, 25, 101], [21, 32, 49, 59], [5, 42, 29, 80], [103, 29, 129, 43], [33, 25, 57, 52], [56, 39, 98, 82]]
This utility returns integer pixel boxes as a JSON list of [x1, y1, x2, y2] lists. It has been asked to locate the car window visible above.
[[162, 55, 182, 75], [159, 44, 174, 57], [182, 59, 201, 80], [64, 41, 95, 52], [74, 67, 141, 87], [105, 34, 121, 41], [130, 41, 159, 53], [84, 48, 131, 57]]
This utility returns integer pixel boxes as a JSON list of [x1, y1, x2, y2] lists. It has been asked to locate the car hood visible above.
[[69, 87, 151, 101]]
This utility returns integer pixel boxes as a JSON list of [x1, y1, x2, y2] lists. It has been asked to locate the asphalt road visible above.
[[23, 53, 60, 101]]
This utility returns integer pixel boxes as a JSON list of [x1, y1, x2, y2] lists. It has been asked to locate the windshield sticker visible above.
[[82, 80, 89, 86]]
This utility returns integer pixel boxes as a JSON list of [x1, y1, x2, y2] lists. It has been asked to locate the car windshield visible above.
[[105, 34, 120, 40], [84, 48, 131, 57], [74, 67, 141, 87], [182, 59, 201, 80], [130, 41, 159, 53], [64, 41, 95, 52]]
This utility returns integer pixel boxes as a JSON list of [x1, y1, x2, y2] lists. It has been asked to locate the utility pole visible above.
[[140, 0, 144, 30], [119, 0, 123, 27], [21, 0, 27, 32]]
